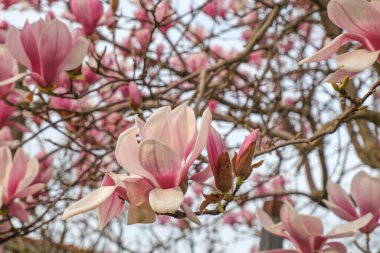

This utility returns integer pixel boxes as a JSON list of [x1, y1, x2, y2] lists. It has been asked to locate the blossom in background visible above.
[[115, 104, 211, 213], [299, 0, 380, 82], [70, 0, 103, 35], [257, 201, 373, 253], [0, 46, 18, 97], [0, 147, 45, 221], [324, 171, 380, 233], [4, 18, 89, 88]]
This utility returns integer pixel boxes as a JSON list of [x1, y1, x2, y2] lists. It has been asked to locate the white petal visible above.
[[149, 187, 184, 213], [333, 49, 380, 72]]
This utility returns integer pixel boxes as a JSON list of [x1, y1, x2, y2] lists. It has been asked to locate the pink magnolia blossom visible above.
[[0, 147, 45, 221], [63, 173, 156, 229], [202, 0, 228, 20], [115, 104, 211, 213], [4, 18, 89, 88], [257, 201, 373, 253], [70, 0, 104, 35], [0, 21, 9, 44], [207, 126, 227, 177], [324, 171, 380, 233], [186, 53, 208, 72], [299, 0, 380, 82]]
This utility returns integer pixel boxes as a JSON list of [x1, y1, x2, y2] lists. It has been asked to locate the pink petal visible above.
[[124, 177, 153, 206], [325, 181, 357, 220], [326, 213, 373, 238], [141, 106, 172, 147], [324, 69, 358, 83], [98, 191, 125, 230], [0, 186, 3, 208], [323, 242, 347, 253], [71, 0, 103, 35], [280, 202, 313, 253], [62, 186, 117, 220], [178, 108, 212, 185], [12, 183, 45, 200], [298, 33, 372, 64], [39, 19, 71, 84], [206, 126, 226, 176], [115, 126, 157, 184], [60, 37, 89, 72], [327, 0, 380, 47], [298, 214, 324, 236], [333, 49, 380, 72], [7, 149, 28, 197], [6, 26, 31, 69], [138, 139, 181, 188], [323, 200, 358, 222], [148, 186, 184, 213], [8, 201, 29, 221], [237, 129, 259, 161], [170, 104, 197, 158], [16, 158, 39, 193], [256, 208, 287, 238], [351, 171, 380, 217], [20, 21, 41, 73]]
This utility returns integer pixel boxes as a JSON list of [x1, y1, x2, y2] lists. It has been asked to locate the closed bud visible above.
[[215, 152, 233, 193], [128, 82, 141, 111], [234, 129, 260, 179]]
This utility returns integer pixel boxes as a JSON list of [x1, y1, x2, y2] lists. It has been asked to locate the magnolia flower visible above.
[[4, 18, 89, 88], [63, 173, 156, 229], [324, 171, 380, 233], [115, 104, 211, 213], [0, 147, 45, 221], [233, 129, 260, 178], [257, 201, 373, 253], [299, 0, 380, 83], [70, 0, 103, 35]]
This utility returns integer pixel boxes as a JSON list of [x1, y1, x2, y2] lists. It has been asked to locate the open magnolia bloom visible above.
[[256, 201, 373, 253], [0, 147, 45, 221], [2, 17, 89, 88], [324, 171, 380, 233], [299, 0, 380, 83], [116, 104, 212, 213], [63, 173, 156, 229]]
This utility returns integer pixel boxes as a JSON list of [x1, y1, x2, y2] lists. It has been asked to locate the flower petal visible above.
[[256, 208, 287, 238], [333, 49, 380, 72], [0, 147, 12, 186], [115, 126, 156, 183], [326, 213, 373, 238], [7, 149, 28, 197], [6, 26, 31, 69], [298, 33, 372, 64], [149, 186, 184, 213], [182, 202, 201, 225], [16, 158, 39, 193], [127, 201, 156, 225], [98, 191, 125, 230], [62, 186, 117, 220], [325, 181, 358, 220], [141, 106, 172, 147], [139, 139, 181, 188], [323, 69, 358, 83], [60, 37, 89, 72]]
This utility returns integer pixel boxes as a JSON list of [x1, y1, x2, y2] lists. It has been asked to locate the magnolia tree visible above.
[[0, 0, 379, 252]]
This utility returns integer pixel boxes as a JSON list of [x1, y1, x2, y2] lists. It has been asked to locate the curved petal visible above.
[[170, 104, 196, 158], [0, 73, 28, 87], [115, 127, 156, 183], [6, 26, 31, 69], [351, 171, 380, 216], [333, 49, 380, 72], [17, 158, 39, 193], [141, 106, 172, 147], [178, 108, 212, 185], [298, 33, 372, 64], [326, 213, 373, 238], [60, 37, 89, 72], [7, 149, 28, 197], [149, 186, 184, 213], [298, 214, 324, 236], [139, 139, 181, 188], [190, 165, 213, 183], [326, 181, 357, 220], [98, 191, 125, 230], [256, 208, 287, 238], [323, 200, 358, 221], [280, 202, 313, 253], [125, 177, 153, 206], [62, 186, 117, 220], [327, 0, 380, 45], [323, 242, 347, 253], [323, 69, 358, 83], [12, 183, 45, 200], [0, 186, 3, 208], [39, 19, 72, 84], [20, 21, 41, 73]]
